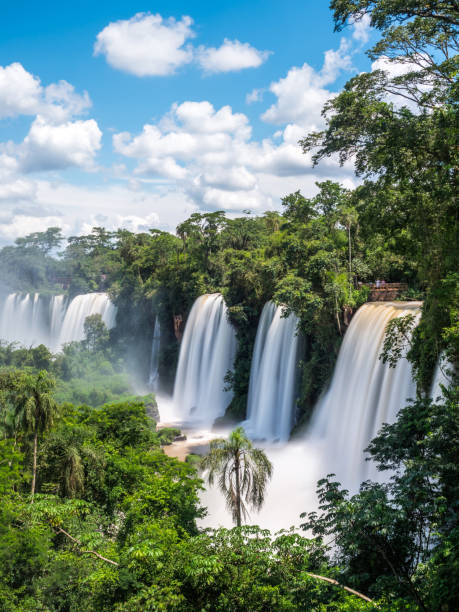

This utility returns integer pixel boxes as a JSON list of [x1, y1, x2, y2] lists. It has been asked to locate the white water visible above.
[[0, 293, 49, 346], [306, 301, 421, 490], [243, 302, 300, 442], [49, 295, 67, 351], [58, 293, 117, 348], [201, 301, 421, 530], [148, 317, 161, 391], [0, 292, 116, 351], [172, 294, 236, 426]]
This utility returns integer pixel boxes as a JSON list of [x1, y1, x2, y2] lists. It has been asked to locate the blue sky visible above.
[[0, 1, 375, 243]]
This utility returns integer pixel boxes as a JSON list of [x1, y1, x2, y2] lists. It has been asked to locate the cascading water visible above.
[[306, 301, 421, 491], [0, 291, 117, 351], [172, 294, 236, 425], [49, 295, 67, 350], [243, 301, 300, 442], [148, 317, 161, 391], [58, 293, 117, 348], [201, 300, 422, 530], [0, 293, 49, 346]]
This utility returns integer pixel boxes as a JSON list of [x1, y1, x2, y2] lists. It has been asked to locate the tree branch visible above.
[[55, 526, 119, 566], [306, 572, 375, 604]]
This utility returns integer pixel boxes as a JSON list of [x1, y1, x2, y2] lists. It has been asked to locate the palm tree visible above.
[[0, 370, 58, 497], [202, 426, 273, 527]]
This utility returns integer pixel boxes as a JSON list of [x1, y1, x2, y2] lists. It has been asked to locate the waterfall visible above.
[[306, 301, 421, 491], [0, 293, 49, 346], [243, 302, 300, 442], [49, 295, 67, 350], [173, 294, 236, 425], [58, 293, 117, 348], [0, 291, 116, 353], [148, 317, 161, 391]]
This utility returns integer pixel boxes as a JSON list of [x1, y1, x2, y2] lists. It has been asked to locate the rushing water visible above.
[[0, 292, 116, 351], [306, 301, 421, 490], [0, 293, 49, 346], [243, 302, 300, 442], [173, 294, 236, 426], [58, 293, 117, 348], [148, 317, 161, 391], [200, 301, 421, 530]]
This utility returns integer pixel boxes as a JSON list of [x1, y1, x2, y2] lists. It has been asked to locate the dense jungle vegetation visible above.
[[0, 0, 458, 609]]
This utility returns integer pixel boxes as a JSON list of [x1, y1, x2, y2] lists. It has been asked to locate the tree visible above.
[[201, 427, 273, 526], [0, 370, 58, 497], [83, 314, 109, 352], [302, 387, 459, 610]]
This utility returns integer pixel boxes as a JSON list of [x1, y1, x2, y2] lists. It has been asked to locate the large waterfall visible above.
[[58, 293, 116, 347], [243, 302, 300, 442], [306, 301, 421, 490], [201, 300, 422, 530], [0, 292, 116, 351], [148, 317, 161, 391], [173, 294, 236, 425]]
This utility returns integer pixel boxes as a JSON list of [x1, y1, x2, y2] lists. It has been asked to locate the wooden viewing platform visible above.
[[366, 282, 408, 301]]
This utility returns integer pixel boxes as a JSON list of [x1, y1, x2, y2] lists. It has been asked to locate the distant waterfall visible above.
[[307, 301, 421, 490], [0, 292, 117, 350], [148, 317, 161, 391], [0, 293, 49, 346], [58, 293, 117, 347], [243, 302, 300, 442], [49, 295, 67, 350], [173, 294, 236, 425]]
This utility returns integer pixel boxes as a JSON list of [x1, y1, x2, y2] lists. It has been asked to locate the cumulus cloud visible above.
[[352, 14, 372, 43], [197, 39, 271, 73], [246, 88, 265, 104], [113, 94, 356, 214], [0, 64, 102, 175], [0, 62, 90, 121], [0, 31, 360, 243], [94, 13, 194, 76], [261, 39, 352, 130], [94, 13, 270, 76], [19, 116, 102, 172]]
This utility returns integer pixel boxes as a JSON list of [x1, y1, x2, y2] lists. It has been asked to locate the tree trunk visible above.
[[31, 431, 38, 499], [235, 452, 241, 527]]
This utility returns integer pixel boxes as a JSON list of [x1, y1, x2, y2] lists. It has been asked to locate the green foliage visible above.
[[302, 387, 459, 610], [0, 0, 457, 608]]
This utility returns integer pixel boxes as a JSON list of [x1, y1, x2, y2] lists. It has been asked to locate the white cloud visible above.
[[94, 13, 194, 76], [114, 101, 251, 181], [246, 88, 265, 104], [352, 14, 371, 43], [0, 62, 91, 121], [0, 179, 36, 201], [19, 116, 102, 172], [261, 39, 352, 130], [371, 55, 430, 111], [197, 39, 271, 73], [0, 32, 361, 244], [113, 95, 356, 214], [94, 13, 271, 77], [0, 63, 42, 118]]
